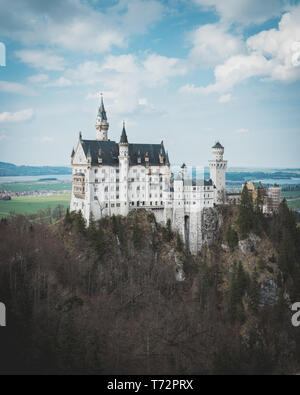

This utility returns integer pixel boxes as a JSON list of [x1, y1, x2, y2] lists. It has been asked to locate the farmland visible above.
[[0, 194, 71, 218]]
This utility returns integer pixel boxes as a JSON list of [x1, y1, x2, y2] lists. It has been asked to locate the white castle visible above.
[[70, 97, 227, 254]]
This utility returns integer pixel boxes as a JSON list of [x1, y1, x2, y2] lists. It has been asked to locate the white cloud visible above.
[[44, 77, 72, 88], [138, 98, 148, 106], [246, 7, 300, 82], [65, 53, 187, 114], [180, 6, 300, 96], [28, 74, 49, 83], [143, 54, 187, 83], [0, 134, 8, 141], [0, 0, 164, 54], [40, 136, 54, 143], [0, 81, 37, 96], [236, 128, 249, 134], [188, 24, 244, 67], [219, 94, 232, 103], [15, 50, 66, 71], [194, 0, 285, 25], [0, 109, 34, 123]]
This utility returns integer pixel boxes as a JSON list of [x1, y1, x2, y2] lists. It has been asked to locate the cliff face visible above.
[[201, 207, 222, 245]]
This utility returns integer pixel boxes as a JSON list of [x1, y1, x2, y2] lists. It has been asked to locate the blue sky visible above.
[[0, 0, 299, 167]]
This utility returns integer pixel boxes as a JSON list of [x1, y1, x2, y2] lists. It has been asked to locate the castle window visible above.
[[94, 169, 98, 174]]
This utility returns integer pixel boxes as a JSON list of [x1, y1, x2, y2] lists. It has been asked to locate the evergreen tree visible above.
[[176, 233, 184, 252], [229, 261, 248, 322], [238, 185, 254, 239], [163, 219, 173, 242], [64, 208, 72, 227], [226, 225, 239, 251], [248, 268, 260, 314], [73, 211, 86, 235], [132, 215, 144, 249]]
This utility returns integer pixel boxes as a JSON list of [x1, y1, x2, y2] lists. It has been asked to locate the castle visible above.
[[70, 97, 227, 254]]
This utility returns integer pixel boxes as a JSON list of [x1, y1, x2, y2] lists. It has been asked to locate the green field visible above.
[[282, 190, 300, 197], [0, 194, 71, 218], [0, 181, 72, 193], [287, 199, 300, 209]]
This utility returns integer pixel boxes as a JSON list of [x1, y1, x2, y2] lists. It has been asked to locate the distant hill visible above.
[[0, 162, 72, 177]]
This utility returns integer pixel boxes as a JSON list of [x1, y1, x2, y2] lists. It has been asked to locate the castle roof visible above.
[[98, 96, 107, 121], [120, 123, 128, 144], [80, 139, 167, 166], [212, 142, 224, 149]]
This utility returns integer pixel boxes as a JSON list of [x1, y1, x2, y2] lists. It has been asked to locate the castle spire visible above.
[[120, 121, 128, 144], [98, 93, 107, 121], [95, 93, 109, 141]]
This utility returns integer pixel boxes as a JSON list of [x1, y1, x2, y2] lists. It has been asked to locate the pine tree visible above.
[[229, 261, 248, 322], [248, 268, 260, 314], [226, 225, 239, 251], [238, 184, 254, 239], [176, 233, 184, 252], [163, 219, 173, 242], [64, 208, 72, 227]]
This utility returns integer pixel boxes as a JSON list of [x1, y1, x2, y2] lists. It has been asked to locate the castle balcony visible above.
[[73, 173, 86, 199]]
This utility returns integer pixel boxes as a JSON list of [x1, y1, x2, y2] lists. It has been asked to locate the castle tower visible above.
[[95, 94, 109, 141], [209, 142, 227, 203], [118, 122, 129, 216]]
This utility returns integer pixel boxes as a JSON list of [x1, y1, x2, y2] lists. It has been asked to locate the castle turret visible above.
[[209, 141, 227, 203], [95, 95, 109, 141], [118, 122, 129, 215]]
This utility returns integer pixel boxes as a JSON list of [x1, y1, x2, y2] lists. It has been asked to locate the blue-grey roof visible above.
[[120, 124, 128, 144], [81, 139, 167, 166], [213, 142, 224, 149], [98, 97, 107, 121]]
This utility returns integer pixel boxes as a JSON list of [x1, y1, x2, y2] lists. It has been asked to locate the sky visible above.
[[0, 0, 300, 168]]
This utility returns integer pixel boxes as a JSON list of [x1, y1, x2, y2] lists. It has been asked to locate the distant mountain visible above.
[[0, 162, 72, 177]]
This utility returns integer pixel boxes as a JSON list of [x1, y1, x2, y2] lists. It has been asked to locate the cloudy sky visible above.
[[0, 0, 299, 167]]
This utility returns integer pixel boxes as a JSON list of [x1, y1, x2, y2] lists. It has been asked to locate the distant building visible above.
[[227, 193, 241, 205], [70, 96, 228, 254], [244, 181, 281, 214], [265, 184, 281, 213]]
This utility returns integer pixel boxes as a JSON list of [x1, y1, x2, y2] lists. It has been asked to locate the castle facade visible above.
[[70, 97, 227, 254]]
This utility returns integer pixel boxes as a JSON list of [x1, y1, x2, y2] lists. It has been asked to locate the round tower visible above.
[[118, 122, 129, 216], [212, 142, 224, 161], [209, 141, 227, 203]]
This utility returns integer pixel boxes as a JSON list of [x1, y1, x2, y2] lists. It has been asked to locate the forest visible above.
[[0, 189, 300, 375]]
